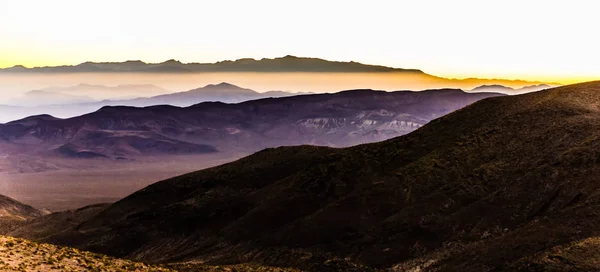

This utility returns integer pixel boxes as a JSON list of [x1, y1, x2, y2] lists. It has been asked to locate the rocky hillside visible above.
[[0, 235, 174, 271], [12, 82, 600, 271], [0, 234, 308, 272], [0, 194, 44, 220]]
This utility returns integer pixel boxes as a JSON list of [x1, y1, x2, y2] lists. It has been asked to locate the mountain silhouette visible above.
[[119, 82, 303, 106], [0, 83, 309, 122], [0, 56, 423, 74], [470, 84, 552, 94]]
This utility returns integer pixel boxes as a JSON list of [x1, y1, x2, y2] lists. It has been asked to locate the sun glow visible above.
[[1, 0, 599, 84]]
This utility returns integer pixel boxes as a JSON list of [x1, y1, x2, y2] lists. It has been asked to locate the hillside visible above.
[[0, 234, 307, 272], [0, 235, 174, 271], [0, 89, 501, 161], [0, 194, 44, 220], [8, 81, 600, 271]]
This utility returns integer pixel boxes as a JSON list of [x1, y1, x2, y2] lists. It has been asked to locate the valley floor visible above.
[[0, 153, 244, 211]]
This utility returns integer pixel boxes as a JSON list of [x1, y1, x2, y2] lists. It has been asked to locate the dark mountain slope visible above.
[[10, 81, 600, 271], [0, 89, 501, 160]]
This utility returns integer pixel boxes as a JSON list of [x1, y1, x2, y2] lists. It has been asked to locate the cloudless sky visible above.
[[1, 0, 598, 83]]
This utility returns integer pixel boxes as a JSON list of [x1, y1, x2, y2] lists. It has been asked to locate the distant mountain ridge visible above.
[[0, 55, 424, 74], [112, 82, 312, 107], [0, 83, 308, 122], [0, 80, 552, 123], [0, 89, 502, 162], [470, 84, 552, 94], [8, 90, 95, 106], [30, 83, 168, 100]]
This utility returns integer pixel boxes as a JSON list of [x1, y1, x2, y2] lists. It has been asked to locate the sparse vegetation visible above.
[[167, 262, 303, 272], [0, 235, 174, 271]]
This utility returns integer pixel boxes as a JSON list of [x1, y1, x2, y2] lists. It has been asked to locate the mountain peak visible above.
[[472, 84, 512, 89], [161, 59, 182, 64], [216, 82, 237, 87], [7, 114, 60, 125], [203, 82, 241, 89], [24, 114, 58, 119], [1, 65, 29, 71], [124, 60, 146, 64]]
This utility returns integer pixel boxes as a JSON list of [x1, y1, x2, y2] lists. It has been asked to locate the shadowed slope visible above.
[[12, 82, 600, 271]]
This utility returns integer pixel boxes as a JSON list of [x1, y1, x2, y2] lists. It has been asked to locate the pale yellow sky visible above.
[[1, 0, 599, 83]]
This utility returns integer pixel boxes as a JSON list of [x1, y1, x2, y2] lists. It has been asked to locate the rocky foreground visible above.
[[0, 235, 306, 272]]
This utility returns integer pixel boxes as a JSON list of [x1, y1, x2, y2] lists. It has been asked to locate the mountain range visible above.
[[8, 90, 96, 106], [104, 82, 310, 107], [6, 83, 167, 104], [0, 56, 557, 92], [1, 81, 550, 124], [470, 84, 552, 94], [0, 88, 502, 162], [0, 55, 423, 74], [1, 81, 600, 272], [0, 83, 307, 122], [34, 83, 167, 99], [2, 81, 599, 271]]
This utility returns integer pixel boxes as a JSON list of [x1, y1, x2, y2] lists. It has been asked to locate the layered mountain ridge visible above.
[[7, 81, 600, 271], [0, 83, 308, 122], [0, 89, 502, 161]]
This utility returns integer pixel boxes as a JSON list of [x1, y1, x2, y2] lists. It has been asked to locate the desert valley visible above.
[[2, 77, 600, 271], [1, 1, 600, 271], [0, 57, 529, 211]]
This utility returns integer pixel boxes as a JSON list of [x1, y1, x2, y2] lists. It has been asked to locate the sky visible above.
[[0, 0, 599, 83]]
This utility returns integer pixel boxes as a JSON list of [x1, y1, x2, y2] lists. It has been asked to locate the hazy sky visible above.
[[1, 0, 598, 83]]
